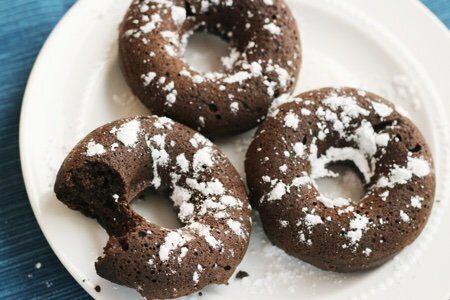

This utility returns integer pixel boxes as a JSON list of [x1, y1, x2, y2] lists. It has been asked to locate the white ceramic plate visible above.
[[20, 0, 450, 299]]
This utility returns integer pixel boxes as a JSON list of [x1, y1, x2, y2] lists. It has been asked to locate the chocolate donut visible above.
[[54, 116, 251, 298], [119, 0, 301, 136], [245, 87, 435, 272]]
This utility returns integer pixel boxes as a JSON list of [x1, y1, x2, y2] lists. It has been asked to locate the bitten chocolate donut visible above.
[[119, 0, 301, 136], [245, 87, 435, 272], [54, 116, 251, 298]]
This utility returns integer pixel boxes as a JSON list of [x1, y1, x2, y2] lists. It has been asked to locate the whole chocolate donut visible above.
[[54, 116, 251, 298], [119, 0, 301, 136], [245, 87, 435, 272]]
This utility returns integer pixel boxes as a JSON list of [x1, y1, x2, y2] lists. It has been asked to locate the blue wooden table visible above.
[[0, 1, 448, 299]]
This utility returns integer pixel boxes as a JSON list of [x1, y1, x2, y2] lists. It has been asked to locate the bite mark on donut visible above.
[[55, 116, 251, 298]]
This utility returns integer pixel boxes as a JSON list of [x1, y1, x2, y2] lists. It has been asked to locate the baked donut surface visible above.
[[54, 116, 251, 299], [245, 87, 435, 272], [119, 0, 301, 136]]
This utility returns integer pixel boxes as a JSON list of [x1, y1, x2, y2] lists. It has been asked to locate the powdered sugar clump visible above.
[[362, 248, 372, 257], [323, 95, 370, 118], [372, 102, 393, 118], [284, 112, 299, 130], [188, 222, 222, 249], [141, 71, 156, 86], [318, 196, 350, 209], [311, 147, 373, 183], [304, 214, 323, 227], [399, 210, 410, 223], [346, 214, 370, 245], [227, 219, 243, 236], [193, 270, 200, 284], [190, 133, 212, 148], [140, 14, 162, 34], [410, 196, 424, 209], [159, 231, 187, 261], [186, 178, 225, 196], [263, 23, 281, 35], [176, 153, 190, 172], [407, 156, 431, 177], [221, 48, 240, 70], [192, 147, 215, 172], [376, 156, 430, 188], [293, 142, 305, 156], [116, 120, 141, 147], [171, 185, 193, 222], [147, 134, 170, 189], [154, 117, 174, 129], [85, 141, 106, 156], [171, 6, 186, 26], [268, 94, 299, 116], [267, 182, 287, 201]]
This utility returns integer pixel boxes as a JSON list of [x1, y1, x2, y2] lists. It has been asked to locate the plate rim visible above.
[[19, 0, 450, 299]]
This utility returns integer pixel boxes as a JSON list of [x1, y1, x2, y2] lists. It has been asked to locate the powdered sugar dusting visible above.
[[159, 231, 187, 261], [399, 210, 410, 223], [304, 214, 323, 227], [347, 214, 370, 245], [376, 156, 430, 188], [263, 23, 281, 35], [188, 222, 222, 249], [284, 112, 299, 130], [410, 196, 424, 209], [372, 102, 393, 118], [227, 219, 243, 236], [116, 119, 141, 147], [85, 141, 106, 156]]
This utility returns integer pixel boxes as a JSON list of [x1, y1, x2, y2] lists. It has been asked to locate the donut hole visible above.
[[314, 161, 366, 205], [184, 31, 231, 73], [131, 190, 182, 229]]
